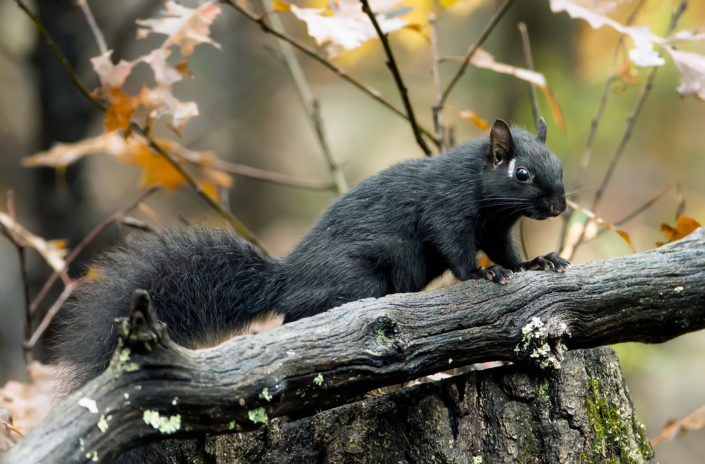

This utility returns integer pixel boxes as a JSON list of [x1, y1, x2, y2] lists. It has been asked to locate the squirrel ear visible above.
[[536, 117, 547, 144], [489, 119, 514, 167]]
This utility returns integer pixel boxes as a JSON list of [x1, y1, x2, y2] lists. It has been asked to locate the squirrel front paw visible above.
[[472, 264, 513, 284], [515, 252, 571, 273]]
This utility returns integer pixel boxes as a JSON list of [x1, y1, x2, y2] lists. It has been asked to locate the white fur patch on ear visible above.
[[507, 159, 516, 178]]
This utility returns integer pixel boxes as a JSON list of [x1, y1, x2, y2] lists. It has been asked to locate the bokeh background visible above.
[[0, 0, 703, 460]]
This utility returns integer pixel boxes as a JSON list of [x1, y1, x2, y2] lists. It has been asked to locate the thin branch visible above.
[[591, 1, 688, 213], [583, 184, 672, 243], [28, 188, 159, 317], [438, 0, 516, 108], [13, 0, 107, 112], [517, 23, 539, 131], [575, 0, 647, 196], [207, 158, 335, 191], [360, 0, 430, 155], [5, 191, 32, 363], [430, 13, 445, 153], [131, 125, 269, 254], [517, 23, 537, 260], [258, 0, 348, 193], [76, 0, 108, 54], [222, 0, 439, 146], [14, 0, 267, 253], [24, 281, 80, 350], [564, 1, 689, 259]]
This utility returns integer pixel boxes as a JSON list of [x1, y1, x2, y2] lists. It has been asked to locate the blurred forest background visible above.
[[0, 0, 703, 461]]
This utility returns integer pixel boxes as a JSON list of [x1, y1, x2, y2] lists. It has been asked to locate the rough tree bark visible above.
[[157, 346, 652, 464], [4, 229, 705, 464]]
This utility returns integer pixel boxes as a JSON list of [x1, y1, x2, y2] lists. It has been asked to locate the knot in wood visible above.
[[371, 315, 404, 353]]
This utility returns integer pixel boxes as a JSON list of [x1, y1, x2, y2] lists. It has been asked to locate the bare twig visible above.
[[206, 158, 335, 191], [517, 23, 537, 260], [223, 0, 439, 146], [564, 1, 689, 259], [258, 0, 348, 193], [28, 188, 159, 317], [575, 0, 647, 195], [430, 13, 445, 153], [13, 0, 107, 112], [438, 0, 516, 108], [517, 23, 539, 130], [359, 0, 431, 155], [675, 184, 686, 219], [5, 191, 33, 363], [14, 0, 267, 252], [119, 216, 155, 233], [591, 1, 688, 213], [132, 124, 269, 254], [584, 185, 672, 243], [24, 281, 80, 350], [76, 0, 108, 54]]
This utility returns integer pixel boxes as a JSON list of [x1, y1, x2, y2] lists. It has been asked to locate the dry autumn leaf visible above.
[[136, 0, 222, 76], [651, 404, 705, 446], [0, 362, 60, 444], [22, 133, 232, 203], [282, 0, 414, 59], [442, 106, 489, 132], [657, 216, 702, 247], [444, 50, 565, 132], [550, 0, 705, 102], [0, 212, 68, 273], [566, 199, 635, 252]]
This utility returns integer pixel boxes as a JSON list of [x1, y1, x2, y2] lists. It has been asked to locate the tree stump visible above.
[[157, 346, 653, 464]]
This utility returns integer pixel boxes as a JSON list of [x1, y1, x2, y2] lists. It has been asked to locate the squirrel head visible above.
[[482, 118, 566, 221]]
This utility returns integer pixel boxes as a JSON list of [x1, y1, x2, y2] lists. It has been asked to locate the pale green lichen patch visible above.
[[259, 388, 272, 402], [115, 347, 139, 373], [143, 410, 181, 434], [248, 407, 268, 424], [313, 374, 324, 386], [97, 415, 109, 433], [448, 358, 453, 364], [78, 398, 98, 414], [473, 456, 483, 464], [85, 451, 98, 462], [79, 438, 85, 452], [229, 420, 237, 430], [119, 348, 131, 363], [172, 397, 178, 406]]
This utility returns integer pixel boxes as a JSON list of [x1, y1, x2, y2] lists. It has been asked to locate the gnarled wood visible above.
[[4, 229, 705, 464]]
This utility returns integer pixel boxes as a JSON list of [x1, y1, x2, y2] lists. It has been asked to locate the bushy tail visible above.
[[52, 225, 280, 394]]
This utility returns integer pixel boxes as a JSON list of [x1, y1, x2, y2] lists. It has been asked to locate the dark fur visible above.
[[54, 122, 566, 463]]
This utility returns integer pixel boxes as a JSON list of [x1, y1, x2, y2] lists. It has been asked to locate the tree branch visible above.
[[438, 0, 515, 108], [360, 0, 431, 156], [222, 0, 439, 146], [7, 228, 705, 464]]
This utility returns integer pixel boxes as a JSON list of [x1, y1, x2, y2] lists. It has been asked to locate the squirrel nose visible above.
[[549, 196, 566, 217]]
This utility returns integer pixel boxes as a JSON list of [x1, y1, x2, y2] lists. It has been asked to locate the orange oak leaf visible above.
[[657, 216, 702, 247], [90, 51, 139, 133]]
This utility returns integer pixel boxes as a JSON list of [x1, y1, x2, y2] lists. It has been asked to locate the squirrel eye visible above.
[[514, 167, 530, 183]]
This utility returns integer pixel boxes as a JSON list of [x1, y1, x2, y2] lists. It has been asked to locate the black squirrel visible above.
[[55, 118, 568, 400]]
